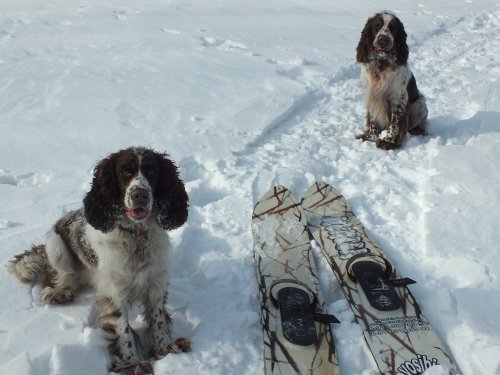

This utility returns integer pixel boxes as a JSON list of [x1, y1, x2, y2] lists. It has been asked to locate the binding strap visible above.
[[269, 279, 339, 324], [346, 252, 416, 287]]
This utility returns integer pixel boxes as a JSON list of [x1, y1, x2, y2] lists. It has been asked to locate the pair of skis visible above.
[[252, 181, 459, 375]]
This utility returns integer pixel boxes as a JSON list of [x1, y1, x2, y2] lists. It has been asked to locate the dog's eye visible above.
[[144, 168, 155, 177], [141, 163, 155, 177], [120, 167, 134, 178]]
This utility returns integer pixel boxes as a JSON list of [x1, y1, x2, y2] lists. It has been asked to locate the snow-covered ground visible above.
[[1, 1, 499, 374]]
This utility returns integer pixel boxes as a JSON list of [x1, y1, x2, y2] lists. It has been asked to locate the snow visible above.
[[0, 0, 499, 374]]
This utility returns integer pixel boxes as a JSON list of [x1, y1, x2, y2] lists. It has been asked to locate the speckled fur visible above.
[[356, 12, 428, 149], [8, 147, 190, 374]]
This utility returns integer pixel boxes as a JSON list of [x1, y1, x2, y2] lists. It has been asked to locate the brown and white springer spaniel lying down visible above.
[[9, 147, 190, 375], [356, 11, 428, 150]]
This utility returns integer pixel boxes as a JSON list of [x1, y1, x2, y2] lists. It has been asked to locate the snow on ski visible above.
[[252, 185, 340, 375], [301, 181, 460, 375]]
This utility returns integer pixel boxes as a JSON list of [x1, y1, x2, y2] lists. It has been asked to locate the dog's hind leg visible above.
[[40, 229, 79, 304], [409, 95, 428, 135]]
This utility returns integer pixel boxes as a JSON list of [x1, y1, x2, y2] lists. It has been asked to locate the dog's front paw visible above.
[[174, 337, 191, 352], [376, 138, 400, 150], [151, 337, 191, 359], [355, 132, 377, 142], [113, 359, 153, 375], [408, 126, 427, 136]]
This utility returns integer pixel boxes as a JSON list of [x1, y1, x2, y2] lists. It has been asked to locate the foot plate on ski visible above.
[[276, 287, 317, 346], [350, 260, 401, 311]]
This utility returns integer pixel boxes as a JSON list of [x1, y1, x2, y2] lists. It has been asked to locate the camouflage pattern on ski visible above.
[[301, 181, 460, 375], [252, 185, 340, 375]]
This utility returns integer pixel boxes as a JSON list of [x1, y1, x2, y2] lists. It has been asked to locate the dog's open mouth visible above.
[[375, 47, 391, 54], [125, 207, 150, 220]]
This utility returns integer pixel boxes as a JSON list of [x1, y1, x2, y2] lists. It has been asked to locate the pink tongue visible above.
[[127, 208, 148, 219]]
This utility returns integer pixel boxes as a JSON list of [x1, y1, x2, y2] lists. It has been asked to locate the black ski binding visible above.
[[346, 253, 416, 311], [270, 280, 339, 346]]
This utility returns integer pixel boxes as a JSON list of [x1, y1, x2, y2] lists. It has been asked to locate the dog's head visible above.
[[83, 147, 188, 232], [356, 12, 408, 65]]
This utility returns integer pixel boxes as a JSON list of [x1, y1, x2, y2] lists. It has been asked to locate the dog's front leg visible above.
[[144, 294, 191, 359], [356, 113, 379, 142], [96, 297, 152, 375], [377, 100, 408, 150]]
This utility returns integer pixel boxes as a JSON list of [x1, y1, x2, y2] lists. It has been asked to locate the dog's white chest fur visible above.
[[88, 223, 171, 303], [361, 64, 411, 128]]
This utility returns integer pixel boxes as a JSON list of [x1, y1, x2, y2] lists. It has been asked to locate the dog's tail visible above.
[[7, 244, 47, 283]]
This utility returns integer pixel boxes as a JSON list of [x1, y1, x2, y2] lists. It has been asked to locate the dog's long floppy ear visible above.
[[153, 153, 189, 230], [356, 16, 375, 63], [83, 154, 121, 232], [393, 16, 409, 65]]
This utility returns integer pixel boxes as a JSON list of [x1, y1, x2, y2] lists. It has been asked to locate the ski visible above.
[[301, 181, 460, 375], [252, 185, 340, 375]]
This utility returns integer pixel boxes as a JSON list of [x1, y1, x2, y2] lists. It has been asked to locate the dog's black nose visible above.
[[131, 188, 150, 206], [377, 35, 391, 47]]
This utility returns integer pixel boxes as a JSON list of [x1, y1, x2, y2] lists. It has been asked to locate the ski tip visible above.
[[273, 185, 288, 194], [255, 185, 288, 202], [254, 185, 287, 209], [303, 181, 342, 198], [301, 181, 348, 214], [305, 181, 328, 193], [253, 184, 305, 220]]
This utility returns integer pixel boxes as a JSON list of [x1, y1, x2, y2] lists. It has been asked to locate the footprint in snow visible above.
[[179, 158, 229, 207], [200, 36, 224, 48], [113, 11, 127, 21], [160, 28, 181, 35], [0, 29, 13, 40], [200, 37, 247, 51], [113, 9, 142, 21], [0, 220, 23, 230], [188, 184, 229, 208], [179, 157, 210, 184], [0, 171, 50, 187], [265, 58, 280, 64], [0, 173, 17, 185]]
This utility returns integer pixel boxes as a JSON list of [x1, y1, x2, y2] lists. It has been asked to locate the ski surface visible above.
[[301, 181, 460, 375], [252, 185, 340, 375]]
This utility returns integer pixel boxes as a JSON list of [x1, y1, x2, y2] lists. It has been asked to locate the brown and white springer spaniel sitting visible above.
[[356, 12, 428, 150], [9, 147, 190, 375]]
